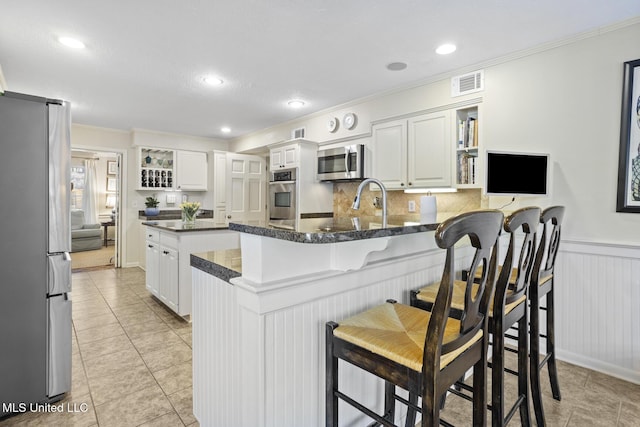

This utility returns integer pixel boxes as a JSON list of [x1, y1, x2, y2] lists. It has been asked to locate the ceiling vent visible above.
[[291, 127, 306, 139], [451, 70, 484, 97]]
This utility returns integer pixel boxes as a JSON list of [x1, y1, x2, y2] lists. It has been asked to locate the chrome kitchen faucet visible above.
[[352, 178, 388, 228]]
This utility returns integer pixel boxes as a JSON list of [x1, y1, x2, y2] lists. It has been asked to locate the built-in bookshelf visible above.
[[455, 106, 479, 187]]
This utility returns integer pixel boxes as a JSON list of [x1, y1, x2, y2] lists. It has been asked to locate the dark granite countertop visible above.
[[191, 250, 242, 282], [138, 209, 213, 220], [142, 219, 229, 232], [228, 214, 454, 244]]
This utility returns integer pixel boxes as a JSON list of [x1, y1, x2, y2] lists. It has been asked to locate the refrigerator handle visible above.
[[63, 252, 71, 262]]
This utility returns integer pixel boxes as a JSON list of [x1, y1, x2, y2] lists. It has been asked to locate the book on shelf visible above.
[[457, 153, 477, 185], [458, 116, 478, 149]]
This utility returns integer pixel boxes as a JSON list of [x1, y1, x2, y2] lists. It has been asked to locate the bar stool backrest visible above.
[[497, 206, 541, 310], [532, 206, 565, 284], [428, 209, 504, 361]]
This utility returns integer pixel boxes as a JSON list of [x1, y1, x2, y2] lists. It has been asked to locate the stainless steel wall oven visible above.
[[269, 169, 297, 228]]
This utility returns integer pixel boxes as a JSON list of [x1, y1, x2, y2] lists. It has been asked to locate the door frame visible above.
[[71, 144, 128, 268]]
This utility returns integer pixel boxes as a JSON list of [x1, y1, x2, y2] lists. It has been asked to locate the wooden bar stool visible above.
[[326, 209, 503, 427], [529, 206, 565, 427], [410, 207, 540, 426]]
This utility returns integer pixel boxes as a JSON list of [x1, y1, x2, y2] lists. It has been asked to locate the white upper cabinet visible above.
[[176, 150, 208, 191], [270, 143, 299, 171], [408, 111, 451, 188], [371, 119, 407, 189], [371, 111, 451, 190]]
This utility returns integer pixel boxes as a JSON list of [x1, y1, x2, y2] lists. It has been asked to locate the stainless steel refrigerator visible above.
[[0, 91, 72, 417]]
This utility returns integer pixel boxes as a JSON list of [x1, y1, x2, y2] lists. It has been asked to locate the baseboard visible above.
[[557, 349, 640, 385], [123, 261, 142, 270]]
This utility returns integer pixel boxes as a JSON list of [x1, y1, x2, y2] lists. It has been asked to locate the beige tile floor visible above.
[[1, 266, 639, 426], [430, 344, 640, 426]]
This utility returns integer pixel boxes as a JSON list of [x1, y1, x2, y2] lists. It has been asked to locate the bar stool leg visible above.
[[405, 393, 418, 427], [384, 381, 396, 423], [492, 318, 506, 426], [517, 314, 531, 425], [546, 288, 561, 401], [529, 297, 546, 427], [326, 323, 339, 427]]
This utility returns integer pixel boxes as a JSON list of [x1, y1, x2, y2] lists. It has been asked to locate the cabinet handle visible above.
[[227, 215, 232, 219], [148, 244, 153, 248], [400, 182, 405, 187], [163, 250, 169, 255], [408, 182, 412, 186]]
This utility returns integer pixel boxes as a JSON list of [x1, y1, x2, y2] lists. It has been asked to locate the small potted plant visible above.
[[144, 195, 160, 216]]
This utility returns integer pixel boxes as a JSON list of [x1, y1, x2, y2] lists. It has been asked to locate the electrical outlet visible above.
[[408, 200, 416, 212]]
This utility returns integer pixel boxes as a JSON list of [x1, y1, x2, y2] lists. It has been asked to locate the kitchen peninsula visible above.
[[142, 219, 239, 317], [190, 214, 475, 427]]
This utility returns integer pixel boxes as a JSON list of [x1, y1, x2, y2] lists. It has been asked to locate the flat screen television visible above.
[[485, 150, 550, 196]]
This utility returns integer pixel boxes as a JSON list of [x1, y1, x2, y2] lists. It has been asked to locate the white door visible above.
[[226, 154, 266, 226]]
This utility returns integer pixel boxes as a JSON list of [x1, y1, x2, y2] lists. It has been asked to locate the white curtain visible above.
[[82, 159, 99, 224]]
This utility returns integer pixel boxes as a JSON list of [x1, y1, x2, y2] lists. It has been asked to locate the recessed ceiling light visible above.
[[221, 127, 231, 133], [436, 43, 456, 55], [386, 62, 407, 71], [287, 99, 305, 108], [58, 37, 85, 49], [203, 76, 223, 86]]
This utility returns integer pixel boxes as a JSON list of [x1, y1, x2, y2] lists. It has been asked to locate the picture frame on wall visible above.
[[106, 177, 117, 192], [616, 58, 640, 213], [107, 160, 117, 175]]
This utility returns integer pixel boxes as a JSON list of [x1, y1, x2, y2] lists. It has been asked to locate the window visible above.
[[70, 166, 85, 209]]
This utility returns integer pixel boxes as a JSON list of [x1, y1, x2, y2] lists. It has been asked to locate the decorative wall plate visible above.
[[327, 117, 339, 133], [343, 113, 357, 130]]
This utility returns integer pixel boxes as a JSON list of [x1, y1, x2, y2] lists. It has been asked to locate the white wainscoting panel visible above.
[[555, 240, 640, 384]]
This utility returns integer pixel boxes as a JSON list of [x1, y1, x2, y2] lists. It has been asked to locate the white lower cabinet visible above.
[[158, 245, 179, 312], [145, 240, 160, 296], [145, 225, 240, 317]]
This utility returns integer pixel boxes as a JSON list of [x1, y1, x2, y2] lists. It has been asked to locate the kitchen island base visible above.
[[192, 227, 476, 427]]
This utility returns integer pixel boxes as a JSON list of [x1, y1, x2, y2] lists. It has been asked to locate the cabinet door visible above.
[[270, 148, 284, 171], [371, 119, 407, 189], [408, 111, 452, 188], [145, 241, 160, 297], [283, 145, 298, 168], [160, 247, 179, 313], [176, 151, 208, 190]]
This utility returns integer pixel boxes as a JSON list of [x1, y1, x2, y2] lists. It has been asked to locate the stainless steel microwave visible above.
[[316, 144, 365, 181]]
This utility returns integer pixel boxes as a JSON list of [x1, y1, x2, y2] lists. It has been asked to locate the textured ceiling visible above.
[[1, 1, 639, 141]]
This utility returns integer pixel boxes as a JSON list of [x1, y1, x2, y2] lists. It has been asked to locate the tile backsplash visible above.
[[333, 182, 482, 217]]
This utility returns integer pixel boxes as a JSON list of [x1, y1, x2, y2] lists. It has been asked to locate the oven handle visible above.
[[269, 180, 296, 185]]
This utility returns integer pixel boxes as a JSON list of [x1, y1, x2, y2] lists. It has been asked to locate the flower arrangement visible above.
[[180, 201, 201, 224]]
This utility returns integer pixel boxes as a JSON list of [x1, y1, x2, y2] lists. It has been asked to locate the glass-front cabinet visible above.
[[138, 148, 175, 190]]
